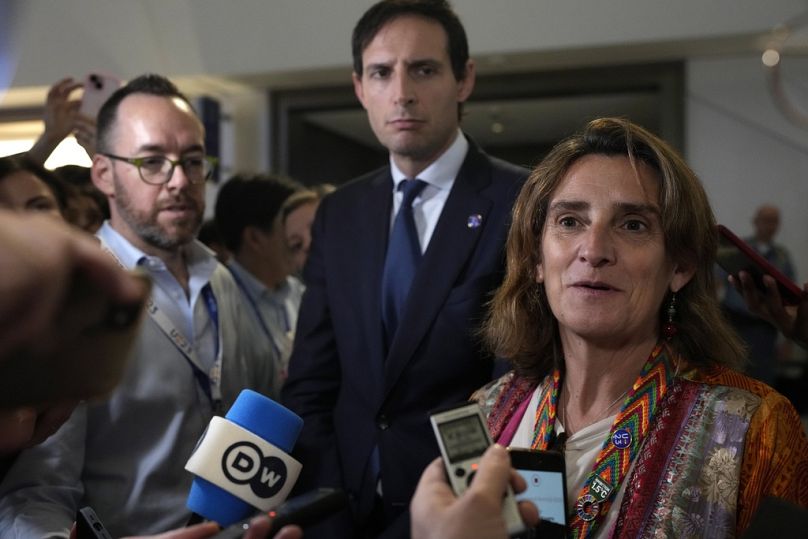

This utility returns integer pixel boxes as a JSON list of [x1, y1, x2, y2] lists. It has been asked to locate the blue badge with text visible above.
[[612, 428, 632, 449]]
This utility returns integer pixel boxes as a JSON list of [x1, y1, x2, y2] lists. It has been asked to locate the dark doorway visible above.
[[269, 62, 683, 186]]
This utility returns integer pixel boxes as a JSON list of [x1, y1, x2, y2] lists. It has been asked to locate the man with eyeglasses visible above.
[[0, 74, 276, 538]]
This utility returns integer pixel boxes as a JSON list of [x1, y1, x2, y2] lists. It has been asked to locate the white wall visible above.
[[687, 55, 808, 281], [3, 0, 808, 275], [2, 0, 806, 87]]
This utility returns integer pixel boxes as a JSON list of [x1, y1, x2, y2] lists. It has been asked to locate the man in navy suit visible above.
[[281, 2, 527, 538]]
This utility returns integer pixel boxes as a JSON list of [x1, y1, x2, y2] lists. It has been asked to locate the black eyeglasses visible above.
[[101, 153, 217, 185]]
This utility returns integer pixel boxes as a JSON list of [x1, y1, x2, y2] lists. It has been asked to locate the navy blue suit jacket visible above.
[[282, 138, 527, 538]]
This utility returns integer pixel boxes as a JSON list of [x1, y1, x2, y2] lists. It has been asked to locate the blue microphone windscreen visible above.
[[187, 476, 252, 527], [186, 390, 303, 525], [224, 389, 302, 453]]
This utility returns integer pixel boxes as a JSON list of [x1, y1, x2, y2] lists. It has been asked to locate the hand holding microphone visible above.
[[185, 390, 304, 527]]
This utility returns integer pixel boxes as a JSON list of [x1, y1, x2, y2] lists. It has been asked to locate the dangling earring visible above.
[[663, 292, 678, 340]]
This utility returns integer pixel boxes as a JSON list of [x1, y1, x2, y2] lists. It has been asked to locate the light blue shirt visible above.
[[0, 222, 276, 538], [389, 129, 468, 252], [98, 222, 219, 371], [227, 261, 304, 385]]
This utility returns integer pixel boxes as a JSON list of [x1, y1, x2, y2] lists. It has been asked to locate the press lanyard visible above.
[[227, 266, 290, 361], [99, 240, 224, 413], [530, 344, 673, 539]]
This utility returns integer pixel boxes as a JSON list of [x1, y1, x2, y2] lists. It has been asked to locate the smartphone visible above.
[[75, 506, 113, 539], [78, 72, 122, 119], [716, 224, 804, 306], [430, 402, 525, 536], [509, 449, 567, 539], [210, 488, 347, 538]]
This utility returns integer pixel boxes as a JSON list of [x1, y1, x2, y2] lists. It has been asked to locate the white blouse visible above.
[[509, 385, 634, 538]]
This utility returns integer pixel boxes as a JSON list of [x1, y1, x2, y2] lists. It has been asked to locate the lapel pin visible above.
[[467, 214, 483, 229]]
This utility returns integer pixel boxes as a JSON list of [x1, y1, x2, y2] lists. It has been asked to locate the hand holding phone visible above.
[[717, 224, 808, 349], [78, 72, 122, 119], [716, 225, 804, 306]]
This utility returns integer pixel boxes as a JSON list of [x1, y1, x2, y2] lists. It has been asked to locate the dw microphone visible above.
[[185, 389, 303, 526]]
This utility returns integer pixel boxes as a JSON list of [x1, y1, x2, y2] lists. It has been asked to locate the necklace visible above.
[[529, 344, 674, 539], [561, 384, 629, 437]]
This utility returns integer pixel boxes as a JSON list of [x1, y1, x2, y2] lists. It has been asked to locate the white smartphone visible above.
[[78, 72, 122, 119], [430, 402, 526, 536]]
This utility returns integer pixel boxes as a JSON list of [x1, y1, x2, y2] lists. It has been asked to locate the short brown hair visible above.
[[484, 118, 745, 380], [352, 0, 469, 81], [96, 74, 193, 154]]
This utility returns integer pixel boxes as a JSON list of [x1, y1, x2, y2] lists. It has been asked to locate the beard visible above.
[[114, 176, 203, 251]]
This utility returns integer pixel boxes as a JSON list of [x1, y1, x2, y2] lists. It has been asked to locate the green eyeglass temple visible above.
[[101, 153, 218, 185]]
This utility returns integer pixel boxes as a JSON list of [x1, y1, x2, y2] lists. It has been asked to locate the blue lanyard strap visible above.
[[201, 284, 220, 361], [98, 240, 223, 412], [226, 265, 289, 359]]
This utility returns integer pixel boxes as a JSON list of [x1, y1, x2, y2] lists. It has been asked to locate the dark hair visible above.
[[53, 164, 110, 221], [484, 118, 745, 381], [0, 153, 70, 214], [96, 74, 194, 154], [53, 164, 92, 186], [214, 173, 302, 253], [198, 218, 224, 248], [352, 0, 469, 81]]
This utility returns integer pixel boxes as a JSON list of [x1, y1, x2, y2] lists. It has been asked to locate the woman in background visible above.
[[281, 183, 335, 276], [0, 154, 68, 219]]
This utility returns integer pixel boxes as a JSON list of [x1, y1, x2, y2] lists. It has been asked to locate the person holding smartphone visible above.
[[26, 77, 97, 165], [471, 118, 808, 538], [719, 205, 797, 385], [731, 270, 808, 351], [731, 270, 808, 414]]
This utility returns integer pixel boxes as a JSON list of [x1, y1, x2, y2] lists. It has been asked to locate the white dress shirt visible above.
[[389, 129, 468, 252]]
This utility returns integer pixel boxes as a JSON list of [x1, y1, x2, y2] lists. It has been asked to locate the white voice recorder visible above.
[[429, 402, 526, 536]]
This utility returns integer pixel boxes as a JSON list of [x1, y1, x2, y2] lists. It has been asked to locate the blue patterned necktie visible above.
[[381, 179, 427, 341]]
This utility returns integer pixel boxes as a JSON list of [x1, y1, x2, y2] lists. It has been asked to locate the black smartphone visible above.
[[508, 448, 567, 539], [716, 225, 804, 306], [210, 488, 347, 539], [75, 507, 113, 539]]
